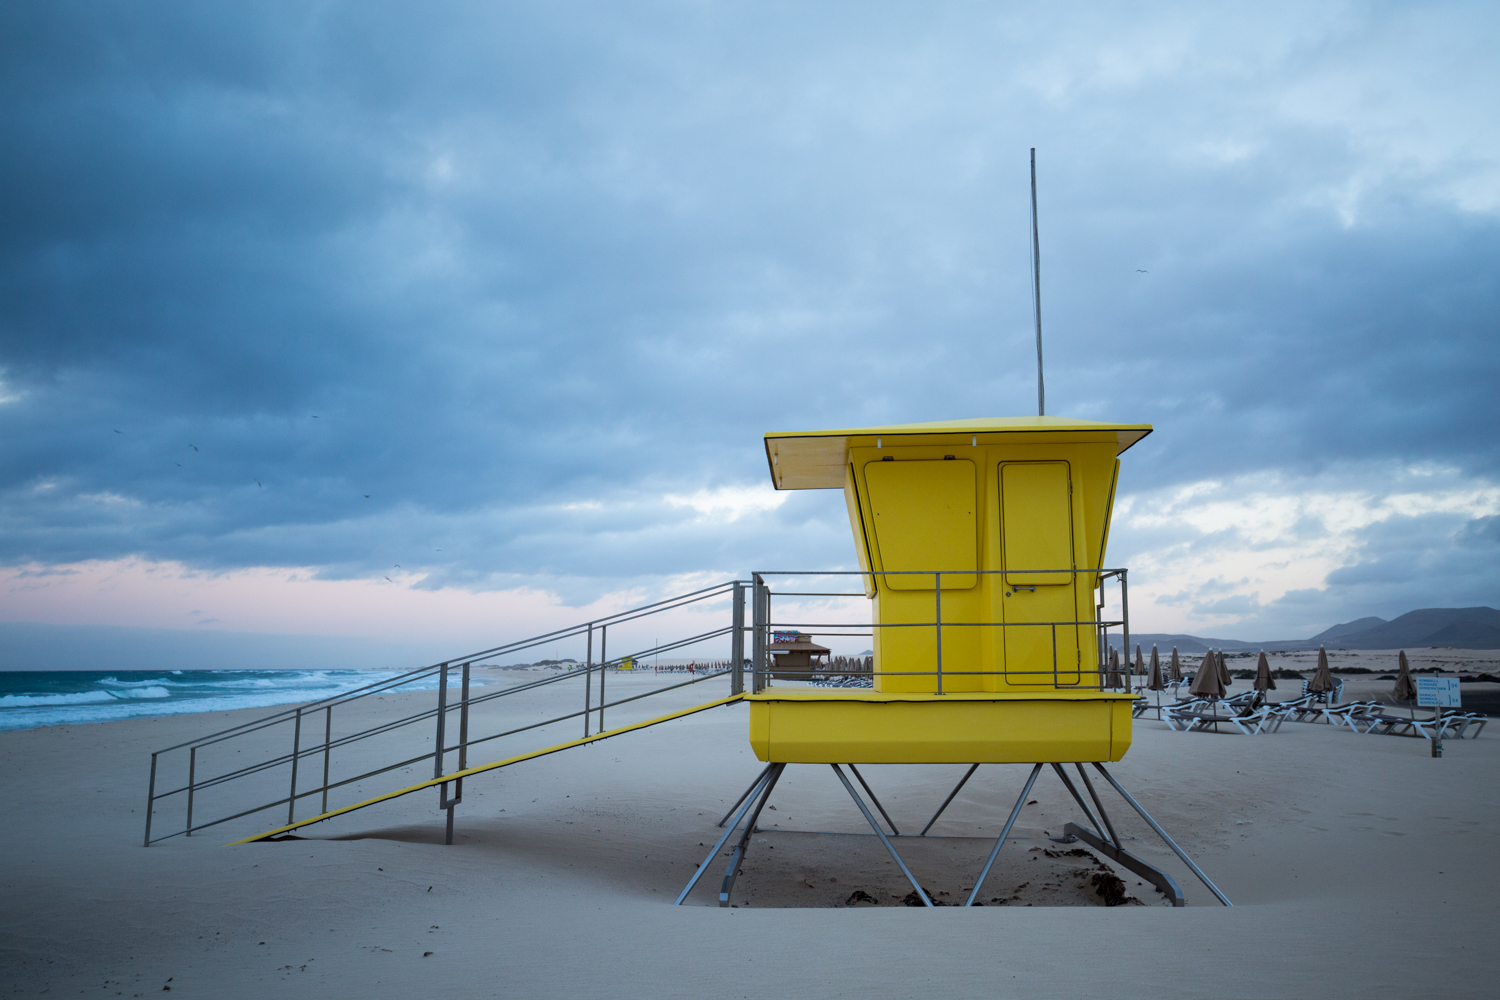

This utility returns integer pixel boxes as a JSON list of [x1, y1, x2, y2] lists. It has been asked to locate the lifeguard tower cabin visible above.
[[748, 416, 1151, 765]]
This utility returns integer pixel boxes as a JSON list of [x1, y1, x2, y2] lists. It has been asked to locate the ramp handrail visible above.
[[226, 692, 746, 845], [144, 580, 750, 846]]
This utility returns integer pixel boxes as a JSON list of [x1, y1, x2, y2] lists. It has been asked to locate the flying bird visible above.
[[1136, 269, 1148, 273], [175, 463, 181, 467], [113, 429, 122, 434], [311, 415, 319, 418], [256, 480, 262, 487], [385, 576, 393, 582], [190, 444, 199, 451], [364, 494, 371, 498], [394, 564, 400, 568]]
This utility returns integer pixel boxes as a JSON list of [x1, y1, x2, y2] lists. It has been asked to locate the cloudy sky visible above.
[[2, 1, 1496, 666]]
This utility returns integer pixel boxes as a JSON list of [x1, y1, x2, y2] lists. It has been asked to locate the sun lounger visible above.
[[1437, 710, 1487, 739], [1166, 704, 1282, 735], [1455, 713, 1488, 738], [1161, 699, 1211, 730], [1396, 712, 1469, 740], [1322, 701, 1386, 732], [1360, 710, 1484, 739], [1272, 695, 1321, 723], [1298, 678, 1346, 707]]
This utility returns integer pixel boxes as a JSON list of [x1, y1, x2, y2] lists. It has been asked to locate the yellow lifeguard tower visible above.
[[676, 416, 1232, 908]]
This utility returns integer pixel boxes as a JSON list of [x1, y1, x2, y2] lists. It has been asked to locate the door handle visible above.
[[1007, 586, 1037, 595]]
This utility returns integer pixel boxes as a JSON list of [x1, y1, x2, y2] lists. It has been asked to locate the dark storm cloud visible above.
[[1, 0, 1497, 614]]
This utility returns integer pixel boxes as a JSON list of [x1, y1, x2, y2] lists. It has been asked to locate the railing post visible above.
[[1096, 575, 1108, 688], [446, 662, 470, 846], [288, 708, 302, 825], [1119, 570, 1130, 694], [321, 706, 333, 815], [747, 575, 762, 692], [731, 582, 745, 696], [764, 587, 772, 690], [599, 626, 608, 732], [1052, 624, 1059, 688], [143, 752, 158, 847], [186, 746, 196, 836], [434, 664, 449, 806], [935, 572, 943, 695], [584, 625, 593, 738], [459, 663, 470, 776]]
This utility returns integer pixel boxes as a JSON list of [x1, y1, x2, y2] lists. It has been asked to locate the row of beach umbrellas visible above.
[[1116, 643, 1422, 714]]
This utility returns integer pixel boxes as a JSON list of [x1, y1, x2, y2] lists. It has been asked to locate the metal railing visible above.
[[748, 568, 1131, 694], [143, 564, 1135, 846], [143, 580, 750, 846]]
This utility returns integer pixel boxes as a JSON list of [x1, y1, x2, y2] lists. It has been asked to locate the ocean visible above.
[[0, 669, 459, 734]]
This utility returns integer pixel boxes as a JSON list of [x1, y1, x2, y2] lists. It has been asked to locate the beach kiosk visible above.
[[767, 633, 831, 680], [678, 416, 1232, 908]]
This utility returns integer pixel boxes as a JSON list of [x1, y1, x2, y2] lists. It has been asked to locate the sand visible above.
[[2, 663, 1497, 999]]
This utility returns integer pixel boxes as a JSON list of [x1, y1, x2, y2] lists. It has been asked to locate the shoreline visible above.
[[3, 649, 1496, 737]]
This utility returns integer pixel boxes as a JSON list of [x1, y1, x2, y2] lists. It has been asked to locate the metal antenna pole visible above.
[[1030, 147, 1045, 417]]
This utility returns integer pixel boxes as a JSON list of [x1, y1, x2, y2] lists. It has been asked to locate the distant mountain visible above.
[[1107, 634, 1307, 656], [1308, 617, 1387, 644], [1329, 608, 1500, 650], [1106, 606, 1500, 655]]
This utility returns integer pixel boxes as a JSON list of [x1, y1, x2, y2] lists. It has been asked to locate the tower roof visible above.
[[764, 416, 1153, 489]]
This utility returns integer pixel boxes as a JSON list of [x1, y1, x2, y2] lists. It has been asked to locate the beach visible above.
[[2, 659, 1497, 999]]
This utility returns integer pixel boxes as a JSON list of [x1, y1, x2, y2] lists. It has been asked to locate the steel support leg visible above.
[[846, 764, 899, 835], [1092, 763, 1232, 906], [832, 765, 931, 907], [717, 764, 786, 907], [1076, 763, 1121, 849], [920, 763, 980, 836], [674, 765, 780, 906], [1049, 763, 1105, 841], [964, 763, 1043, 907], [716, 764, 774, 827]]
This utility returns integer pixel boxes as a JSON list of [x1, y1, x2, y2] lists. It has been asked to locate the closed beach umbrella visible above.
[[1190, 650, 1225, 699], [1169, 647, 1183, 682], [1148, 651, 1165, 691], [1134, 645, 1147, 676], [1254, 651, 1275, 692], [1217, 649, 1232, 687], [1106, 647, 1122, 688], [1147, 647, 1166, 718], [1308, 646, 1336, 699], [1393, 650, 1416, 719]]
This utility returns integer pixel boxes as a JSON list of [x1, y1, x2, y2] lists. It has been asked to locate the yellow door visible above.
[[863, 459, 979, 692], [999, 462, 1080, 686]]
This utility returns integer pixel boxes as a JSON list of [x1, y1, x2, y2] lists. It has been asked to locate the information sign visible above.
[[1416, 675, 1461, 708]]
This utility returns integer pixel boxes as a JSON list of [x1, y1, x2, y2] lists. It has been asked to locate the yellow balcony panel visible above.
[[746, 690, 1134, 764]]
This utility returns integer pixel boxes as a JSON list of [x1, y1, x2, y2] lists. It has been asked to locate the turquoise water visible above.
[[0, 669, 455, 733]]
